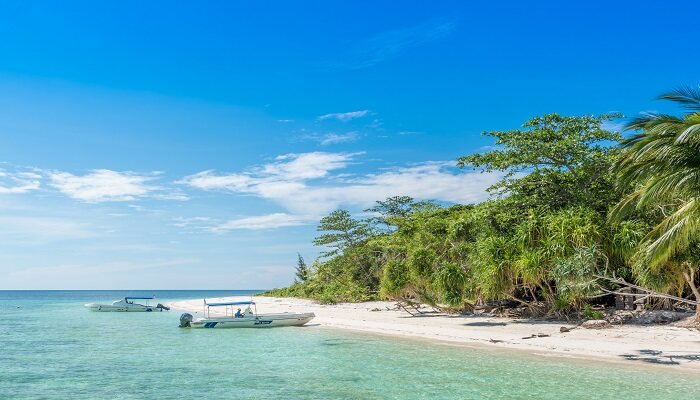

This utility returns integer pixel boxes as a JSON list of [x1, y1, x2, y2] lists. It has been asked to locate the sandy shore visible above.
[[170, 296, 700, 372]]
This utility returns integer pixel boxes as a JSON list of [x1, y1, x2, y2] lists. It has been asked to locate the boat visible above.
[[84, 296, 170, 312], [179, 299, 314, 328]]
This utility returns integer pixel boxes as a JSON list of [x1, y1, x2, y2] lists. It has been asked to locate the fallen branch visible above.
[[595, 274, 698, 306], [396, 301, 420, 316], [521, 333, 550, 340]]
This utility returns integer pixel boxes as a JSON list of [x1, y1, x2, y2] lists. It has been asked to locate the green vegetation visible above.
[[611, 87, 700, 321], [266, 89, 700, 322], [294, 253, 310, 283]]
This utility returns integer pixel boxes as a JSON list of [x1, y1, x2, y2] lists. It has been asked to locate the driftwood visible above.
[[522, 333, 551, 339], [594, 274, 698, 306], [395, 299, 448, 316], [396, 301, 422, 316]]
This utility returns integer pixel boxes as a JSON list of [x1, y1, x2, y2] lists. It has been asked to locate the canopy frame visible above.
[[124, 296, 154, 305], [203, 298, 256, 318]]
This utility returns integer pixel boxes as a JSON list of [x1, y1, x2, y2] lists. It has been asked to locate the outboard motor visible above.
[[156, 303, 170, 311], [179, 313, 193, 328]]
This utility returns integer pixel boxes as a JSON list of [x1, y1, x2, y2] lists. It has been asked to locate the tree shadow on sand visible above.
[[621, 349, 700, 365], [463, 321, 507, 327]]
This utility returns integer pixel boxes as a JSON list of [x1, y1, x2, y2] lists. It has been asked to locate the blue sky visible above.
[[0, 1, 698, 289]]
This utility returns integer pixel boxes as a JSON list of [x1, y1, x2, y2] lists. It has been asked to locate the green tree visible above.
[[458, 113, 622, 212], [380, 260, 411, 299], [365, 196, 439, 233], [313, 209, 372, 257], [365, 196, 415, 232], [295, 253, 310, 283], [611, 87, 700, 321], [434, 261, 467, 307], [266, 111, 658, 316], [366, 196, 416, 219]]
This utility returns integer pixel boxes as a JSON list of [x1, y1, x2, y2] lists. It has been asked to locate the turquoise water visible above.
[[1, 291, 698, 399]]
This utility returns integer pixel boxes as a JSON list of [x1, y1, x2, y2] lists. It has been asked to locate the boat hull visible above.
[[189, 313, 315, 328], [84, 303, 164, 312]]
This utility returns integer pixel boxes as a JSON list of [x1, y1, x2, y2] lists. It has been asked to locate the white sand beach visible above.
[[170, 296, 700, 372]]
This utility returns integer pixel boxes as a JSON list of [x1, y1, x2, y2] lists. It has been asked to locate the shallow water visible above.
[[1, 291, 697, 399]]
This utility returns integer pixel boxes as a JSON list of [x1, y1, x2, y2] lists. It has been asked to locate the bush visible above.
[[582, 304, 604, 320], [380, 260, 410, 299]]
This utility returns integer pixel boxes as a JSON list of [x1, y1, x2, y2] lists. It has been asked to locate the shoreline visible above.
[[169, 296, 700, 373], [312, 323, 700, 377]]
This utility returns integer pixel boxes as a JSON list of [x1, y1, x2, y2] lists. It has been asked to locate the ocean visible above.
[[1, 290, 697, 399]]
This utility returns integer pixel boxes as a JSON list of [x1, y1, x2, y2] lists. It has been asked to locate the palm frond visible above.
[[642, 198, 700, 268], [675, 121, 700, 144], [659, 86, 700, 112], [609, 188, 644, 222], [625, 113, 684, 132], [613, 87, 700, 275]]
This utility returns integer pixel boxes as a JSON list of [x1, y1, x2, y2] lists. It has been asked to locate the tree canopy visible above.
[[611, 87, 700, 320], [458, 113, 623, 212], [266, 94, 700, 322]]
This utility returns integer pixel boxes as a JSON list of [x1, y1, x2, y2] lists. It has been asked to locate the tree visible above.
[[295, 253, 310, 283], [313, 209, 372, 257], [365, 196, 438, 233], [366, 196, 416, 219], [266, 109, 677, 316], [365, 196, 415, 233], [458, 113, 623, 212], [611, 86, 700, 321]]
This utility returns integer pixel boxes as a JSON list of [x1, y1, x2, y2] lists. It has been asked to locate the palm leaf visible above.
[[659, 86, 700, 112], [642, 198, 700, 268]]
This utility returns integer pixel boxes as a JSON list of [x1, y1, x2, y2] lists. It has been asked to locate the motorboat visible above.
[[179, 299, 314, 328], [84, 296, 170, 312]]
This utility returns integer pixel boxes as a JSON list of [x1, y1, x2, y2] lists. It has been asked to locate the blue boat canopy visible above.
[[204, 300, 255, 307], [125, 296, 155, 300]]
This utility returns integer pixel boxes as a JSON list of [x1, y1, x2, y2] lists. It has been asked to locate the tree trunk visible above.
[[682, 268, 700, 322]]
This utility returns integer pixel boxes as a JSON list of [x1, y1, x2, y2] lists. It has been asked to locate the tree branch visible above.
[[595, 274, 698, 306]]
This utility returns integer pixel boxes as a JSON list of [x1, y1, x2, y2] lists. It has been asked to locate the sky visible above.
[[0, 1, 698, 289]]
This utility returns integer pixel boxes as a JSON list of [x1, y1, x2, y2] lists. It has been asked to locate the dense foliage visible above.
[[266, 92, 700, 321], [611, 88, 700, 320]]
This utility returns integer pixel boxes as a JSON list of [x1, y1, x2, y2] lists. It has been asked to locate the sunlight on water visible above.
[[1, 291, 697, 399]]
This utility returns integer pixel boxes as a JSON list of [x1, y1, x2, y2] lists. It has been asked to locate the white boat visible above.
[[179, 299, 314, 328], [84, 296, 169, 312]]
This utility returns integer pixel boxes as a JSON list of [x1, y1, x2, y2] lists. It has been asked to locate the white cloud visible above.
[[299, 131, 361, 146], [172, 217, 212, 233], [180, 152, 355, 193], [178, 170, 252, 191], [49, 169, 159, 202], [319, 132, 359, 145], [152, 191, 189, 201], [268, 162, 503, 215], [172, 216, 211, 228], [262, 152, 355, 180], [213, 213, 308, 232], [181, 153, 504, 225], [318, 110, 370, 122], [0, 170, 41, 194]]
